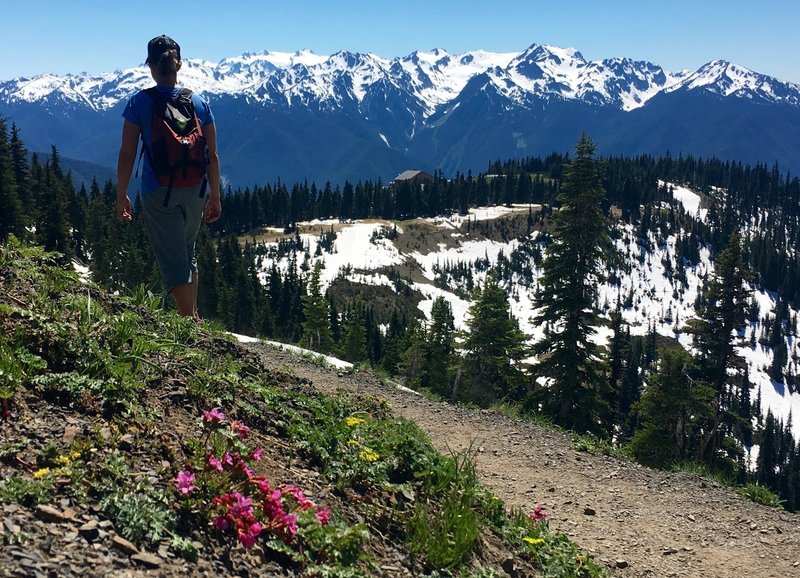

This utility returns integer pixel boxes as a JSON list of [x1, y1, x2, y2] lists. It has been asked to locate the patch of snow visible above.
[[660, 180, 707, 221], [230, 333, 353, 370], [72, 260, 91, 283]]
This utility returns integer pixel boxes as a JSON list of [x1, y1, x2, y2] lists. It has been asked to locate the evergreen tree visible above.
[[422, 296, 456, 398], [195, 229, 222, 319], [381, 310, 409, 375], [301, 263, 333, 353], [756, 410, 780, 489], [339, 300, 368, 364], [32, 155, 73, 261], [10, 124, 30, 199], [685, 231, 750, 466], [628, 349, 715, 467], [607, 309, 632, 436], [0, 119, 25, 240], [400, 322, 427, 388], [532, 134, 612, 434], [617, 336, 644, 443], [456, 274, 527, 407]]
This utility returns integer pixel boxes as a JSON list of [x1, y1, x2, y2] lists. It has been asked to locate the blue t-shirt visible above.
[[122, 85, 214, 195]]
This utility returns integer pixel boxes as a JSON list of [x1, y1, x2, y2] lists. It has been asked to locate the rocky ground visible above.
[[248, 343, 800, 578]]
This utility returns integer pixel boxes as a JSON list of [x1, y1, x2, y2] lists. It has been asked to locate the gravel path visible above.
[[249, 343, 800, 578]]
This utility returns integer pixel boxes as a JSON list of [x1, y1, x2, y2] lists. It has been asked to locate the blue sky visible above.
[[4, 0, 799, 82]]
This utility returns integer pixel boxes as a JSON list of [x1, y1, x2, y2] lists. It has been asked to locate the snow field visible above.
[[251, 184, 800, 439]]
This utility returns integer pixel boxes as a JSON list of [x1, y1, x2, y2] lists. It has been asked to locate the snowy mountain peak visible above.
[[668, 59, 800, 105], [521, 43, 586, 66], [1, 42, 798, 117]]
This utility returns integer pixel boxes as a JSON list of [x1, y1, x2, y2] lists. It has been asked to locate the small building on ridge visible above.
[[391, 169, 435, 186]]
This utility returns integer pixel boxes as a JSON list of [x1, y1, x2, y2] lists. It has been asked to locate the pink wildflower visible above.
[[528, 503, 548, 522], [207, 455, 224, 472], [229, 492, 254, 518], [238, 521, 263, 548], [250, 447, 263, 461], [212, 515, 230, 531], [262, 488, 286, 521], [175, 470, 196, 494], [283, 513, 298, 537], [315, 508, 332, 526], [256, 478, 273, 494], [222, 452, 234, 467], [202, 407, 226, 425], [231, 453, 254, 477], [230, 420, 251, 439], [281, 484, 315, 510]]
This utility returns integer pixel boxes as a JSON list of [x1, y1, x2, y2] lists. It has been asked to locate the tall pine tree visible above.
[[532, 134, 612, 434], [0, 119, 25, 240], [685, 231, 750, 468]]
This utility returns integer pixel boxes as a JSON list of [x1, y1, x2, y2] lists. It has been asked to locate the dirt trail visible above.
[[250, 343, 800, 578]]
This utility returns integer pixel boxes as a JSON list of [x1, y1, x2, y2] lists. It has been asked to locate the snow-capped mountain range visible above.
[[2, 43, 800, 186]]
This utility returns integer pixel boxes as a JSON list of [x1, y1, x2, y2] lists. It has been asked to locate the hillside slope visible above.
[[248, 344, 800, 578], [0, 240, 602, 577]]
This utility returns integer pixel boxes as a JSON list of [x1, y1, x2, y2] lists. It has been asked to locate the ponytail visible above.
[[156, 48, 180, 77]]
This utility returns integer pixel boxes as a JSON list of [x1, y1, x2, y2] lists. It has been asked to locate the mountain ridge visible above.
[[6, 43, 797, 112], [2, 42, 800, 186]]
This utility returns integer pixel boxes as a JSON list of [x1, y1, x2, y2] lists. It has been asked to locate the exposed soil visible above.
[[248, 343, 800, 578]]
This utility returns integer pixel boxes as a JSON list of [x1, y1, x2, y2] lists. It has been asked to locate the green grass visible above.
[[670, 461, 736, 487], [571, 432, 629, 460], [407, 449, 482, 570], [736, 483, 785, 508]]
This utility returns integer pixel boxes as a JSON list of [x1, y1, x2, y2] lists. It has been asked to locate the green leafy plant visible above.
[[571, 432, 625, 458], [671, 461, 736, 487], [736, 483, 785, 508], [169, 534, 200, 562], [100, 481, 174, 546], [406, 448, 482, 570], [0, 339, 46, 403], [0, 472, 56, 507], [500, 508, 607, 578]]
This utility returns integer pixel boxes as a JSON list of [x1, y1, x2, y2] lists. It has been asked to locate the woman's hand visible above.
[[205, 196, 222, 223], [117, 193, 133, 221]]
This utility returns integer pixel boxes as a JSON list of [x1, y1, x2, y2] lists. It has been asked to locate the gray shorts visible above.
[[140, 184, 208, 292]]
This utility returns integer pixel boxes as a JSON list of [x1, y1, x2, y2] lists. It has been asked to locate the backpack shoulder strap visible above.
[[176, 88, 196, 112]]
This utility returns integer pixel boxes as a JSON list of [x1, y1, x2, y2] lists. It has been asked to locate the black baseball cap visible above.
[[146, 35, 181, 64]]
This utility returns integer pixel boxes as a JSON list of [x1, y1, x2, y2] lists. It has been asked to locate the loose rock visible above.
[[111, 535, 139, 555], [131, 552, 162, 568]]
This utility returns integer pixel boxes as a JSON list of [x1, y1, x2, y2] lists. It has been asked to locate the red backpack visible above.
[[141, 87, 208, 206]]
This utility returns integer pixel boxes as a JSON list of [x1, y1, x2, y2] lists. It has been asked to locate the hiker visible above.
[[116, 34, 222, 320]]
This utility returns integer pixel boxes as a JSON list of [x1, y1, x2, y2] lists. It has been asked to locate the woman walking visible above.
[[116, 34, 222, 320]]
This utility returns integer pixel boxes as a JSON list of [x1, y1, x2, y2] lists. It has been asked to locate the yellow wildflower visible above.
[[523, 537, 545, 546], [55, 455, 72, 466], [358, 448, 380, 462], [346, 416, 366, 427], [33, 468, 51, 479]]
